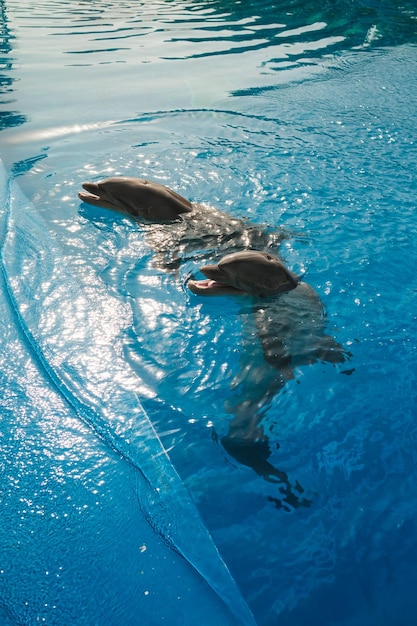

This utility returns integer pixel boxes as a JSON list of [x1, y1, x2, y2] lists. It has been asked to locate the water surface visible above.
[[1, 1, 417, 625]]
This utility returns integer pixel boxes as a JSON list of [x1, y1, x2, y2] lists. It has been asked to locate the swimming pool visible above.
[[1, 1, 417, 624]]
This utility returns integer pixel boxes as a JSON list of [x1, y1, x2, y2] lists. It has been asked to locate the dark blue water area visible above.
[[1, 1, 417, 625]]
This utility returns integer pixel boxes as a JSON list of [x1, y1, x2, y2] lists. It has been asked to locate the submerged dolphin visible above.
[[188, 250, 350, 510], [79, 177, 288, 270]]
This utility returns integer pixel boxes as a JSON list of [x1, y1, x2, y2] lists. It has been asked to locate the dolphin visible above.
[[188, 250, 347, 370], [78, 177, 289, 271], [78, 177, 193, 222], [188, 250, 299, 297], [188, 250, 350, 509]]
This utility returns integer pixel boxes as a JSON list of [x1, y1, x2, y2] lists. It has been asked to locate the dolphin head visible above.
[[78, 176, 193, 222], [188, 250, 299, 297]]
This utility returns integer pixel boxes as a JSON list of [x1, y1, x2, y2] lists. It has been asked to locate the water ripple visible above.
[[4, 0, 417, 70]]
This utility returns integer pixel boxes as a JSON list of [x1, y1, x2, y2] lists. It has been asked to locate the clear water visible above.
[[1, 1, 417, 625]]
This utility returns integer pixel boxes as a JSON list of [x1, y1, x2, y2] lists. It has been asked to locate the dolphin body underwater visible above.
[[79, 177, 350, 510]]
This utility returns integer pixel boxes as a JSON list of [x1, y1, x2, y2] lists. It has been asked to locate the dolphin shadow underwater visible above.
[[79, 177, 351, 511]]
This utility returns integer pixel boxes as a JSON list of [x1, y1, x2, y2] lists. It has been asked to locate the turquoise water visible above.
[[1, 1, 417, 625]]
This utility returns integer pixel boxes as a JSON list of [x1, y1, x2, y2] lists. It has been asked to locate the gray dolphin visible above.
[[78, 177, 193, 222], [188, 250, 347, 370], [188, 250, 299, 297], [188, 250, 350, 507], [79, 177, 288, 271]]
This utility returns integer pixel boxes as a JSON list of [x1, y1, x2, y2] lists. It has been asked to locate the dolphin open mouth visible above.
[[188, 262, 247, 296], [78, 182, 121, 211], [79, 182, 100, 201], [187, 278, 246, 296]]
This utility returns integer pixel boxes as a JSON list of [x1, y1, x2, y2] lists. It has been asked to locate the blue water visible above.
[[1, 1, 417, 625]]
